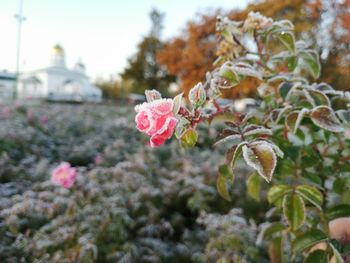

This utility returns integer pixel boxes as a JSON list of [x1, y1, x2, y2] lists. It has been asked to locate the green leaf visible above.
[[296, 185, 323, 210], [247, 173, 261, 201], [180, 129, 198, 148], [277, 30, 295, 52], [299, 50, 321, 79], [283, 193, 305, 231], [292, 229, 328, 254], [279, 82, 294, 100], [242, 141, 277, 182], [310, 106, 344, 133], [219, 65, 240, 87], [268, 236, 283, 263], [219, 164, 234, 182], [229, 141, 247, 168], [267, 184, 292, 204], [305, 250, 328, 263], [217, 173, 231, 201], [221, 28, 234, 44], [287, 56, 298, 71], [326, 204, 350, 220], [262, 222, 286, 240], [307, 89, 330, 107], [329, 242, 345, 263]]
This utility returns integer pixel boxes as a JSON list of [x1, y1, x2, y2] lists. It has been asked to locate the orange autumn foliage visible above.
[[157, 0, 350, 98]]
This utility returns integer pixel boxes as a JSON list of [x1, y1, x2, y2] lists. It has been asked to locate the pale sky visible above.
[[0, 0, 248, 80]]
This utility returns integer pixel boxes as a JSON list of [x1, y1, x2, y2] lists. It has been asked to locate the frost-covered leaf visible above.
[[145, 89, 162, 102], [310, 106, 344, 133], [229, 141, 247, 168], [189, 83, 206, 108], [279, 82, 293, 100], [261, 140, 284, 158], [277, 30, 295, 52], [172, 92, 183, 115], [283, 193, 305, 231], [285, 109, 309, 133], [242, 141, 277, 182], [244, 127, 272, 137], [299, 50, 321, 79], [219, 64, 240, 87], [270, 106, 293, 124], [233, 62, 262, 79], [307, 89, 330, 106], [296, 185, 323, 210], [215, 134, 241, 146]]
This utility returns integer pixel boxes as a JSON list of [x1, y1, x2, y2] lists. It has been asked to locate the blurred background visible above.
[[0, 0, 349, 262]]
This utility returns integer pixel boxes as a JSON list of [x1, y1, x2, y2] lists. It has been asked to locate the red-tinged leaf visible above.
[[285, 109, 309, 133], [242, 141, 277, 182], [310, 106, 344, 133], [189, 82, 206, 108]]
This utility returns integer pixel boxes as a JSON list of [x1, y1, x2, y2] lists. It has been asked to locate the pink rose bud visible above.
[[135, 98, 178, 147], [40, 116, 49, 124], [94, 155, 103, 165], [27, 110, 34, 121], [51, 162, 77, 189]]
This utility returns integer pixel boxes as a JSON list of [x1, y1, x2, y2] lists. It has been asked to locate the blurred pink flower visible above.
[[51, 162, 77, 189], [0, 107, 11, 119], [94, 154, 103, 165], [27, 110, 34, 121], [40, 116, 49, 124], [135, 99, 177, 147]]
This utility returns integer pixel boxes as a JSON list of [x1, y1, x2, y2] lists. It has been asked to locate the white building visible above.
[[0, 71, 16, 102], [17, 44, 102, 102]]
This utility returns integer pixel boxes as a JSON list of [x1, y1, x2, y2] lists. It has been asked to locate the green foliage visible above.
[[155, 11, 350, 262]]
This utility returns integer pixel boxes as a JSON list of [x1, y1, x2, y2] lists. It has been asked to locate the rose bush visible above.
[[135, 12, 350, 262], [0, 102, 266, 262]]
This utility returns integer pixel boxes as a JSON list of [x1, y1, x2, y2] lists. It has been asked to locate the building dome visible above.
[[74, 58, 86, 74], [50, 44, 66, 67], [52, 44, 64, 56]]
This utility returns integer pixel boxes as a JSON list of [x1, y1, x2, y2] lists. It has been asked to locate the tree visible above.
[[157, 0, 350, 98], [121, 9, 175, 96]]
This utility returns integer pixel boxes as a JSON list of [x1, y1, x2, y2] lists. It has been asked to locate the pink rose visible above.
[[51, 162, 77, 189], [135, 98, 177, 147], [94, 154, 103, 165]]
